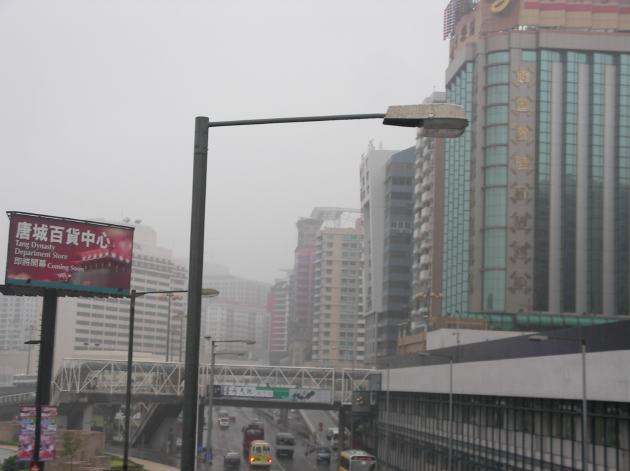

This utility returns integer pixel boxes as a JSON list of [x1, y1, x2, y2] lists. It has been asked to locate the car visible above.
[[316, 446, 331, 464], [229, 414, 237, 423], [219, 417, 230, 429], [275, 432, 296, 458], [249, 440, 273, 468], [223, 451, 241, 469]]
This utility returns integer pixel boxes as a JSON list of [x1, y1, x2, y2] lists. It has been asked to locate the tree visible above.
[[1, 455, 27, 471], [59, 431, 83, 471]]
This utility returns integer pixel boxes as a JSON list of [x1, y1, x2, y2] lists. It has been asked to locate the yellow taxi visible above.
[[248, 440, 273, 468]]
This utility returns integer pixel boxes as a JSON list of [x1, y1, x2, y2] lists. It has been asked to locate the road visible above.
[[206, 407, 336, 471], [300, 409, 338, 445]]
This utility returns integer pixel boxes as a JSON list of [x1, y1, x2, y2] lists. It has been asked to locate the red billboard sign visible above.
[[5, 212, 134, 295]]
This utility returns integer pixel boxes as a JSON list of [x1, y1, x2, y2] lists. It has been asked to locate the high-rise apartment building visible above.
[[287, 207, 363, 365], [311, 211, 363, 368], [54, 223, 187, 371], [287, 216, 321, 365], [202, 266, 270, 363], [410, 92, 447, 330], [267, 276, 291, 365], [362, 144, 415, 365], [441, 0, 630, 317]]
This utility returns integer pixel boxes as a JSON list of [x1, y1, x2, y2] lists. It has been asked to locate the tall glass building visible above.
[[441, 0, 630, 316]]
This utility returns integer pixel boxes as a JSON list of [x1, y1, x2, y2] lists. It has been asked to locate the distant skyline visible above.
[[0, 0, 449, 283]]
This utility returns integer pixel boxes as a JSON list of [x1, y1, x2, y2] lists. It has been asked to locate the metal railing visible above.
[[52, 358, 378, 405], [0, 391, 36, 405]]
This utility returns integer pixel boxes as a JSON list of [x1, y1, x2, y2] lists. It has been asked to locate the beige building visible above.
[[311, 213, 364, 368]]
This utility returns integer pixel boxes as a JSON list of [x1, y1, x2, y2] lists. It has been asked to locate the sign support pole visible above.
[[32, 289, 58, 470], [122, 289, 136, 471]]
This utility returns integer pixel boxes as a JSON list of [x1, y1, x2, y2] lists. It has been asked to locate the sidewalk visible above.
[[1, 443, 180, 471], [125, 456, 178, 471]]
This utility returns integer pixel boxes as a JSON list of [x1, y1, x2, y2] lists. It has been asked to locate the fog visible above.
[[0, 0, 448, 283]]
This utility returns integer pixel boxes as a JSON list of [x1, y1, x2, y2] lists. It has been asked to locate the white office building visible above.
[[54, 222, 187, 371], [0, 295, 41, 352]]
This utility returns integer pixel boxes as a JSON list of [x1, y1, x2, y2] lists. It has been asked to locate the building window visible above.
[[522, 50, 537, 62], [487, 50, 509, 64]]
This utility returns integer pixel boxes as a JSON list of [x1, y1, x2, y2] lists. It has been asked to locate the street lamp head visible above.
[[528, 334, 549, 342], [383, 103, 468, 137], [201, 288, 220, 297]]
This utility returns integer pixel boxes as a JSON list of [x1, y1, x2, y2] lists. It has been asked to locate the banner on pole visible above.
[[17, 405, 58, 462]]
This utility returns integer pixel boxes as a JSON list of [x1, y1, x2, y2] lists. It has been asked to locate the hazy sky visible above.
[[0, 0, 449, 284]]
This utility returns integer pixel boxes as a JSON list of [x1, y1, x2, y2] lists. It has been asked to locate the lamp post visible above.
[[529, 334, 588, 470], [25, 325, 37, 375], [181, 104, 468, 471], [384, 362, 390, 470], [122, 288, 218, 471], [418, 352, 453, 471], [175, 313, 186, 363], [159, 293, 184, 362], [203, 337, 255, 465]]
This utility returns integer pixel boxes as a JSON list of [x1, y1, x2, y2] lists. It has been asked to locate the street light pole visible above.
[[418, 352, 453, 470], [181, 116, 210, 471], [165, 294, 172, 362], [447, 357, 453, 471], [384, 363, 390, 470], [122, 289, 136, 471], [581, 338, 588, 471], [26, 325, 35, 375], [178, 314, 185, 363], [123, 288, 217, 471], [182, 106, 467, 471], [203, 337, 254, 464], [206, 339, 216, 466], [528, 334, 588, 469]]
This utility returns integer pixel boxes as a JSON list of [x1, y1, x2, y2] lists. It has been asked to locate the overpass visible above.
[[44, 358, 378, 447], [51, 358, 377, 407]]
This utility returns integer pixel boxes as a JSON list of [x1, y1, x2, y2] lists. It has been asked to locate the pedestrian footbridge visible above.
[[52, 357, 377, 408], [45, 358, 378, 447]]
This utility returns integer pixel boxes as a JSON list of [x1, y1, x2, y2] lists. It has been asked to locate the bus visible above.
[[338, 450, 376, 471], [242, 422, 264, 456]]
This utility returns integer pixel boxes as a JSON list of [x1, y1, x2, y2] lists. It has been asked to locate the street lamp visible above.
[[529, 334, 588, 469], [159, 293, 184, 362], [203, 336, 255, 464], [24, 336, 40, 376], [181, 104, 468, 471], [24, 326, 38, 375], [384, 362, 390, 470], [418, 352, 453, 471], [174, 312, 186, 363], [122, 288, 218, 471]]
